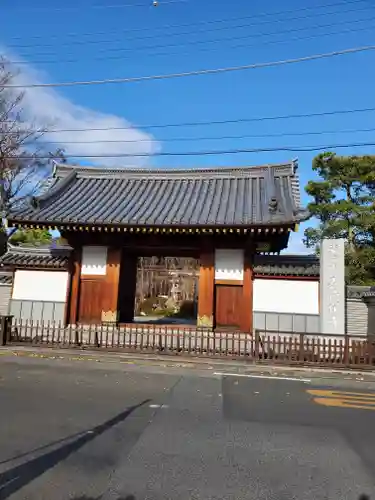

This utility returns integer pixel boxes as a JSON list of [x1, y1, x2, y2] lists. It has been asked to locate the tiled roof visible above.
[[346, 285, 371, 299], [254, 254, 319, 277], [10, 161, 309, 228], [0, 272, 13, 285], [0, 244, 72, 269]]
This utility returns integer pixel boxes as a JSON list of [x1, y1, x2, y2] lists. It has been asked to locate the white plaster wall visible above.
[[215, 249, 244, 281], [81, 246, 107, 276], [253, 279, 319, 315], [12, 270, 69, 302]]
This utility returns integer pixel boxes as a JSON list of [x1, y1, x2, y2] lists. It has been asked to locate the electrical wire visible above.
[[7, 2, 372, 49], [30, 127, 375, 145], [2, 105, 375, 132], [9, 21, 374, 66], [11, 14, 374, 60], [4, 142, 375, 159], [3, 0, 366, 23], [4, 45, 375, 89], [3, 0, 188, 13]]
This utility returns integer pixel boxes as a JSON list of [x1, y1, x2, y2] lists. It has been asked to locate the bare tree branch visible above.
[[0, 55, 65, 246]]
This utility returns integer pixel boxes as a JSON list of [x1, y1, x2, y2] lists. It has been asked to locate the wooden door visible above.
[[78, 279, 104, 324], [215, 284, 243, 328]]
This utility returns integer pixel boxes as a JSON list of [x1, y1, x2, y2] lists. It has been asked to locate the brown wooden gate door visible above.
[[215, 284, 242, 328], [78, 279, 103, 324]]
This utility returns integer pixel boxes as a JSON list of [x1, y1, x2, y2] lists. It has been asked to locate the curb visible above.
[[1, 345, 375, 380]]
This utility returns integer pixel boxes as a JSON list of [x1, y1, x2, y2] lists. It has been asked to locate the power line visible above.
[[4, 142, 375, 159], [3, 0, 187, 13], [3, 0, 367, 33], [11, 14, 373, 60], [8, 25, 373, 66], [2, 105, 375, 132], [11, 19, 375, 69], [4, 45, 375, 89], [32, 127, 375, 145], [7, 2, 372, 49]]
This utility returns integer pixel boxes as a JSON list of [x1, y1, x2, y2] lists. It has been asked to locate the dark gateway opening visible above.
[[135, 256, 199, 325]]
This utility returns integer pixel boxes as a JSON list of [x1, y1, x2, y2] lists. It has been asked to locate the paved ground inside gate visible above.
[[1, 354, 375, 500]]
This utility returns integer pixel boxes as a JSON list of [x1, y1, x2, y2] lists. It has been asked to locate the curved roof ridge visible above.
[[27, 170, 78, 212], [54, 161, 296, 180], [9, 159, 309, 229]]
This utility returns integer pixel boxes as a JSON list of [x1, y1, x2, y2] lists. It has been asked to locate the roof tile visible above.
[[10, 162, 309, 227], [0, 244, 71, 269]]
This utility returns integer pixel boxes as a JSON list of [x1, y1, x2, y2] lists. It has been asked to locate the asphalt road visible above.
[[0, 355, 375, 500]]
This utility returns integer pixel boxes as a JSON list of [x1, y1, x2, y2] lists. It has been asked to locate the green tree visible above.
[[304, 152, 375, 285], [9, 228, 52, 246]]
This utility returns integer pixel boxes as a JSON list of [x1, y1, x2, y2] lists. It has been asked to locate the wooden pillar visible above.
[[101, 247, 122, 323], [118, 252, 138, 323], [241, 251, 254, 334], [197, 250, 215, 328], [67, 247, 82, 325]]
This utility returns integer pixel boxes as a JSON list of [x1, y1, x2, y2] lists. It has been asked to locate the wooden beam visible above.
[[67, 248, 81, 325], [241, 251, 254, 334], [101, 247, 122, 323], [197, 250, 215, 328], [215, 279, 243, 286], [59, 231, 289, 252]]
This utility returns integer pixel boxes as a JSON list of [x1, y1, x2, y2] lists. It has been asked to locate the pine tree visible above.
[[304, 152, 375, 285]]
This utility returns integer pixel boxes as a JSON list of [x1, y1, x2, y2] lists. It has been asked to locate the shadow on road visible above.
[[0, 401, 149, 500], [0, 429, 93, 466]]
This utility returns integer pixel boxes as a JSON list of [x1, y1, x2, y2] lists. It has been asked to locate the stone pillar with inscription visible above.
[[320, 238, 345, 335]]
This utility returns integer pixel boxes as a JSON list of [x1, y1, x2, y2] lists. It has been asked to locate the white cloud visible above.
[[2, 48, 160, 167]]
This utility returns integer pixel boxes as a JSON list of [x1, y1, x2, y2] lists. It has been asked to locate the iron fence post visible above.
[[344, 334, 350, 366], [0, 315, 12, 346], [0, 316, 6, 346], [299, 333, 305, 362], [255, 330, 260, 359]]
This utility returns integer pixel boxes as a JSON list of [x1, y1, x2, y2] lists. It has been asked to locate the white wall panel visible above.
[[215, 249, 244, 281], [12, 270, 69, 302], [81, 246, 107, 276], [253, 278, 319, 315]]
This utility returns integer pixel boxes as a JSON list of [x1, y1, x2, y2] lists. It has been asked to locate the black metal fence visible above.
[[2, 318, 375, 368]]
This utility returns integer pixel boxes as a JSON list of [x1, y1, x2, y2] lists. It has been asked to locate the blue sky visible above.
[[1, 0, 375, 252]]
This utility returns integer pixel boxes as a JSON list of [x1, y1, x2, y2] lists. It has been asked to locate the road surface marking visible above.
[[214, 372, 311, 382], [307, 389, 375, 410]]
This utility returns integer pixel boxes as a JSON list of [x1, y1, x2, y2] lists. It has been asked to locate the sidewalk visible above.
[[1, 344, 375, 382]]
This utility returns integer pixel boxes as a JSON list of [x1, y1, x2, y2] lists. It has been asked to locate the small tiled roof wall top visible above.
[[0, 244, 72, 269], [9, 161, 309, 228], [253, 254, 319, 277]]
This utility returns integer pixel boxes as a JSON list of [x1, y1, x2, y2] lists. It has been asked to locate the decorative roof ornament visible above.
[[291, 157, 299, 172], [268, 196, 278, 214]]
